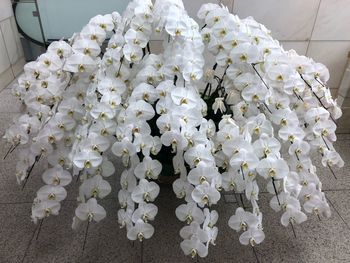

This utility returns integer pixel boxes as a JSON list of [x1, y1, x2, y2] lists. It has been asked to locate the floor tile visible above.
[[326, 190, 350, 231], [0, 88, 23, 113], [0, 203, 38, 263], [254, 193, 350, 262], [23, 200, 86, 263]]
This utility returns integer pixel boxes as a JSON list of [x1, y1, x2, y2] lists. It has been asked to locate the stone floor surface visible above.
[[0, 77, 350, 263]]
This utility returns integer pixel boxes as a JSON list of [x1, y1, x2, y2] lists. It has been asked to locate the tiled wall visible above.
[[0, 0, 25, 91]]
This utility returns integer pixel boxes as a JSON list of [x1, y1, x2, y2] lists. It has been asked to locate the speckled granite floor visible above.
[[0, 77, 350, 263]]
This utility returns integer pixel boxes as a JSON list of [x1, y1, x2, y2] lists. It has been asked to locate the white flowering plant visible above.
[[3, 0, 344, 258]]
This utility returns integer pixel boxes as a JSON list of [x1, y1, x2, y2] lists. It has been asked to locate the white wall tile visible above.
[[306, 41, 350, 88], [233, 0, 320, 41], [1, 18, 19, 64], [279, 41, 309, 56], [0, 66, 14, 91], [312, 0, 350, 40], [0, 28, 11, 74], [11, 56, 25, 77], [0, 0, 12, 22], [10, 16, 23, 58]]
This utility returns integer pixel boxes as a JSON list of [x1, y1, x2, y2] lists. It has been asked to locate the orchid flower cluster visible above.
[[3, 0, 344, 258]]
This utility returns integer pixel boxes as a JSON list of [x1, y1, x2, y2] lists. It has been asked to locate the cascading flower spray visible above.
[[3, 0, 343, 258]]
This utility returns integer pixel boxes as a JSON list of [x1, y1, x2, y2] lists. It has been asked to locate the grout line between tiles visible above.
[[305, 0, 322, 55], [0, 22, 16, 78], [0, 16, 14, 24]]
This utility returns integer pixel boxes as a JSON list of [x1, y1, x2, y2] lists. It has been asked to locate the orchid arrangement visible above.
[[3, 0, 344, 258]]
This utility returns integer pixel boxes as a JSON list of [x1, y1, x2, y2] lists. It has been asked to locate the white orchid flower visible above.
[[72, 38, 101, 57], [90, 119, 117, 136], [120, 169, 137, 192], [271, 108, 298, 127], [183, 62, 203, 82], [90, 102, 116, 120], [89, 14, 114, 32], [229, 149, 259, 171], [305, 107, 330, 125], [32, 200, 61, 220], [188, 163, 220, 186], [38, 53, 63, 72], [173, 178, 194, 201], [192, 182, 220, 207], [221, 170, 244, 192], [180, 237, 208, 258], [288, 139, 310, 158], [123, 44, 143, 63], [313, 119, 336, 141], [278, 125, 305, 143], [64, 53, 97, 73], [203, 208, 219, 228], [303, 193, 330, 217], [81, 132, 111, 152], [47, 40, 72, 58], [239, 227, 265, 246], [131, 179, 160, 203], [175, 202, 205, 224], [180, 221, 209, 243], [127, 219, 155, 241], [126, 100, 155, 121], [281, 207, 307, 227], [118, 189, 135, 210], [111, 137, 137, 157], [257, 157, 289, 180], [42, 165, 72, 186], [284, 171, 302, 196], [37, 185, 67, 202], [80, 175, 111, 199], [184, 144, 215, 167], [75, 198, 106, 222], [321, 149, 344, 168], [171, 87, 198, 109], [134, 156, 162, 180], [125, 29, 148, 48], [245, 180, 260, 201], [161, 130, 188, 152], [269, 192, 300, 212], [80, 24, 106, 44], [253, 134, 281, 158], [118, 208, 133, 229], [229, 43, 259, 64], [73, 149, 103, 169], [131, 83, 158, 103], [228, 207, 259, 232], [131, 203, 158, 223]]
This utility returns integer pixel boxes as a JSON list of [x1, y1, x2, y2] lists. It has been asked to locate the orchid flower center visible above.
[[143, 192, 151, 202], [48, 193, 56, 200], [44, 208, 51, 217], [268, 168, 276, 177]]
